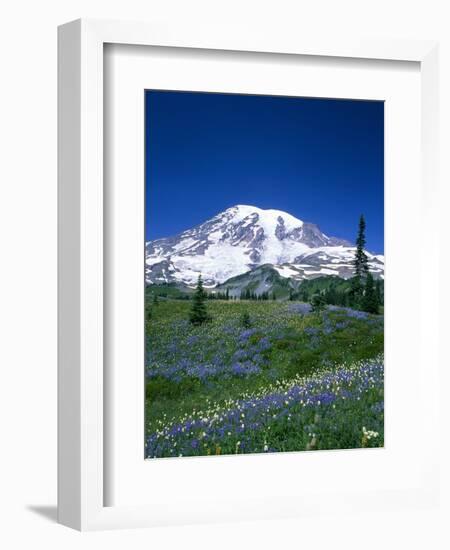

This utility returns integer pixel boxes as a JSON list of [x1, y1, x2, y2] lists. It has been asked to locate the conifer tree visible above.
[[241, 311, 251, 328], [349, 276, 362, 308], [325, 285, 337, 305], [375, 279, 383, 305], [146, 306, 152, 321], [350, 214, 370, 308], [354, 215, 369, 278], [311, 292, 326, 313], [362, 272, 379, 314], [189, 274, 209, 325]]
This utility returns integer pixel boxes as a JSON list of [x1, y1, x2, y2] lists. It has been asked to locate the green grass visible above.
[[145, 300, 384, 457]]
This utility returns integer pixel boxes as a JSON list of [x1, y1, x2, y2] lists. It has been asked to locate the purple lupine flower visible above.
[[288, 303, 312, 315]]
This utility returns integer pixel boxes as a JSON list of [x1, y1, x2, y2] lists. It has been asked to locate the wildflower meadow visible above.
[[145, 299, 384, 458]]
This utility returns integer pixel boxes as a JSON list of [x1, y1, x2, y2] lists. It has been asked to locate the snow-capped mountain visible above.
[[145, 205, 384, 287]]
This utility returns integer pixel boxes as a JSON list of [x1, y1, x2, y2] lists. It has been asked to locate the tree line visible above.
[[348, 214, 382, 313], [307, 215, 383, 314]]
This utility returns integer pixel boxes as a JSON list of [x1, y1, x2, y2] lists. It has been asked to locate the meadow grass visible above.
[[145, 300, 384, 458]]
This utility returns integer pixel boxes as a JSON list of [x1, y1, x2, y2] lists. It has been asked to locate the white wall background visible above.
[[0, 1, 448, 548]]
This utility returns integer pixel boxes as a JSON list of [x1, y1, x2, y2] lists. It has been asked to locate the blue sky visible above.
[[145, 91, 384, 253]]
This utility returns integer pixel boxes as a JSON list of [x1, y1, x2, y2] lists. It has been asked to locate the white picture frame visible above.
[[58, 18, 440, 531]]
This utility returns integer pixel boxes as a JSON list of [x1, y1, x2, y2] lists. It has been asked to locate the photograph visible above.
[[144, 90, 384, 459]]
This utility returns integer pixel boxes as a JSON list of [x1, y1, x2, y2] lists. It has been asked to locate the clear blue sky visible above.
[[145, 91, 384, 253]]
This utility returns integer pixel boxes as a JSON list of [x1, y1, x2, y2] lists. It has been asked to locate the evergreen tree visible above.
[[375, 279, 383, 305], [272, 292, 277, 301], [345, 291, 351, 307], [350, 214, 370, 307], [362, 273, 379, 314], [325, 285, 337, 305], [354, 215, 369, 278], [226, 289, 229, 301], [349, 276, 362, 308], [189, 274, 209, 325], [241, 311, 251, 328], [310, 292, 326, 313], [153, 293, 159, 306]]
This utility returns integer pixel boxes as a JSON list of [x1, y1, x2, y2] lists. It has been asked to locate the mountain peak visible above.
[[225, 204, 305, 230], [145, 205, 383, 286]]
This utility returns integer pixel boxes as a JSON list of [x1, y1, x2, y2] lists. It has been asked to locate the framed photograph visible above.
[[58, 19, 440, 530], [144, 90, 385, 460]]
